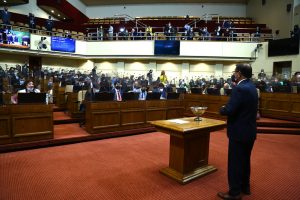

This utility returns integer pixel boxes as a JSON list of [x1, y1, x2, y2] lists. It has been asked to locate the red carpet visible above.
[[0, 130, 299, 200]]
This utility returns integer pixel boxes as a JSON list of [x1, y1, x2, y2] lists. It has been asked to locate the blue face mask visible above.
[[20, 80, 25, 85]]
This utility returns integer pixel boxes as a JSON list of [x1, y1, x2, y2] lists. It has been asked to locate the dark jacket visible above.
[[220, 79, 258, 141]]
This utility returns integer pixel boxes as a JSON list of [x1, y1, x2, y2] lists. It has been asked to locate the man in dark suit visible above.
[[45, 16, 54, 35], [111, 82, 123, 101], [218, 63, 258, 200], [1, 6, 11, 29]]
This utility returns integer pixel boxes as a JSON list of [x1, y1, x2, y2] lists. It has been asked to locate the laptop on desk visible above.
[[122, 92, 139, 101], [167, 92, 180, 100], [18, 93, 46, 104], [94, 92, 114, 101], [146, 92, 161, 100]]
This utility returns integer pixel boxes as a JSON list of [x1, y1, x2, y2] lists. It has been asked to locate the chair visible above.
[[77, 90, 87, 110]]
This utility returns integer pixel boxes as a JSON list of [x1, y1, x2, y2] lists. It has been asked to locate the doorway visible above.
[[273, 61, 292, 79]]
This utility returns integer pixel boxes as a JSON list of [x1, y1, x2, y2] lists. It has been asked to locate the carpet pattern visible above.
[[0, 131, 299, 200]]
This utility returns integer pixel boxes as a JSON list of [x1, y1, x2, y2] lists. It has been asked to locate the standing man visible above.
[[45, 16, 54, 35], [28, 13, 36, 32], [1, 6, 11, 29], [218, 63, 258, 200]]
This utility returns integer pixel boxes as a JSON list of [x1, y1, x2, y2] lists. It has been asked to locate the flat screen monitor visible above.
[[94, 92, 114, 101], [51, 36, 75, 53], [0, 30, 30, 49], [18, 93, 46, 104], [176, 88, 186, 93], [146, 92, 161, 100], [207, 88, 220, 95], [224, 88, 232, 96], [154, 40, 180, 55], [122, 92, 139, 101], [268, 38, 299, 57], [167, 92, 180, 99], [191, 87, 202, 94]]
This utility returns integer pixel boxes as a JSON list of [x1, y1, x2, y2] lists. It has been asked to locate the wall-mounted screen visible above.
[[51, 36, 75, 52], [154, 40, 180, 55], [0, 30, 30, 49], [30, 34, 51, 51], [268, 38, 299, 57]]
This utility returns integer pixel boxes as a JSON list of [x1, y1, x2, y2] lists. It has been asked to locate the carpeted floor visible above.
[[0, 130, 299, 200]]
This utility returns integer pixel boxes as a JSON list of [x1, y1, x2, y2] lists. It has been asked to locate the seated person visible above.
[[220, 83, 231, 96], [11, 80, 40, 104], [18, 80, 40, 93], [132, 81, 141, 93]]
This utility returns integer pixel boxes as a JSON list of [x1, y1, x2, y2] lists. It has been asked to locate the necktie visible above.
[[117, 90, 122, 101]]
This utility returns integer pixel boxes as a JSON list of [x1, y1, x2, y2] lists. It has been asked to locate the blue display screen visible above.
[[154, 40, 180, 55], [51, 36, 75, 52]]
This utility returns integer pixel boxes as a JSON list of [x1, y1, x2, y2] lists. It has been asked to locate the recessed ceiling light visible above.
[[51, 10, 54, 13], [63, 17, 66, 20], [58, 14, 60, 16]]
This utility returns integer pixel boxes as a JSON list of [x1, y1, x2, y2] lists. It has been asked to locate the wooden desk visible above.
[[150, 117, 226, 184]]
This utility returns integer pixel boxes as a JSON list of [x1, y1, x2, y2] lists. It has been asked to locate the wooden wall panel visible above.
[[0, 104, 54, 144], [260, 93, 300, 121]]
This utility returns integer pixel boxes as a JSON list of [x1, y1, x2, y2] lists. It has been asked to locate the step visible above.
[[53, 111, 82, 125], [257, 118, 300, 128], [257, 127, 300, 135]]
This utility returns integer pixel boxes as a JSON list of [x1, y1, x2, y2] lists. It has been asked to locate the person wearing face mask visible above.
[[218, 64, 258, 200], [132, 81, 141, 93], [18, 80, 40, 93]]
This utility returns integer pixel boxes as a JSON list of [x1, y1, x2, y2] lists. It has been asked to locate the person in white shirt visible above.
[[18, 80, 40, 93], [11, 80, 40, 104]]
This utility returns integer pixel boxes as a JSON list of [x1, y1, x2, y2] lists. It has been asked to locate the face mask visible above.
[[27, 87, 34, 92], [20, 80, 25, 85], [159, 88, 163, 92], [48, 82, 53, 86], [231, 75, 237, 83]]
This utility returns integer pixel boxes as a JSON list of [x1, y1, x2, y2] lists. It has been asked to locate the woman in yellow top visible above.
[[159, 70, 168, 85]]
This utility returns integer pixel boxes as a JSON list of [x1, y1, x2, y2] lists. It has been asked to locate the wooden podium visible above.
[[150, 117, 226, 184]]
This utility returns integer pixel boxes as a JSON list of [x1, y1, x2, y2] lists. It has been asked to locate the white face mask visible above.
[[27, 87, 34, 92], [159, 88, 163, 92]]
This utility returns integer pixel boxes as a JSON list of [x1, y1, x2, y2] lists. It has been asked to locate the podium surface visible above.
[[150, 117, 226, 184]]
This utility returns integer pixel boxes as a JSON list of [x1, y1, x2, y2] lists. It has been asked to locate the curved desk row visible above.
[[85, 100, 184, 134]]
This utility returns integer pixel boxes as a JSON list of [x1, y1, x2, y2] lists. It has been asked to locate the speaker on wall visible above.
[[287, 4, 292, 12]]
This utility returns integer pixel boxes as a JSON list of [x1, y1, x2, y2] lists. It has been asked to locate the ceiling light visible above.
[[51, 10, 54, 13], [58, 14, 60, 16]]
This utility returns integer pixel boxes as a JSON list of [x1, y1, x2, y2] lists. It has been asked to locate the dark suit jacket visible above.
[[220, 79, 258, 141], [111, 88, 123, 101], [1, 10, 11, 25]]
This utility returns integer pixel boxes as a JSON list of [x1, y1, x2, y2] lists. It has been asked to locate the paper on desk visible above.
[[168, 119, 189, 124]]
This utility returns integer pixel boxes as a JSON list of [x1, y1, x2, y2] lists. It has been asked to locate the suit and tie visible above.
[[112, 88, 123, 101], [219, 78, 258, 197]]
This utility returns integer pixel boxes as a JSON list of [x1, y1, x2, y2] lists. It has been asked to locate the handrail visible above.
[[114, 14, 148, 29]]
